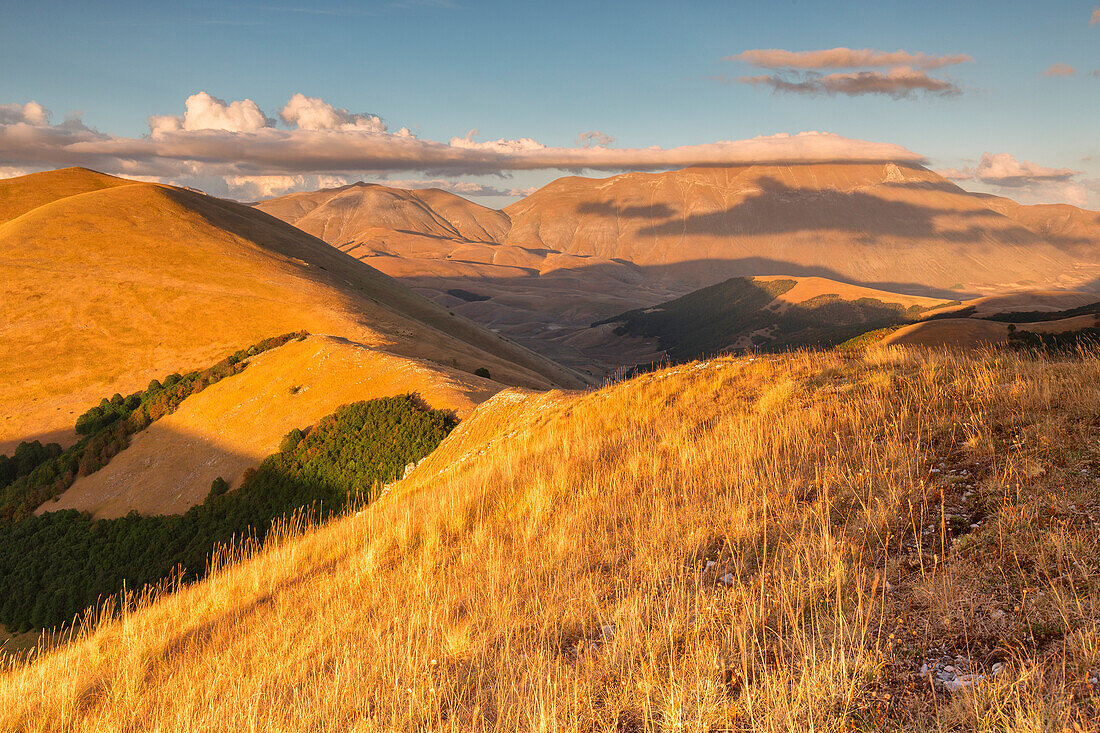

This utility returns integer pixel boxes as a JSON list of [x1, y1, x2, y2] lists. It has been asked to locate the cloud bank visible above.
[[224, 174, 529, 200], [0, 93, 926, 195], [727, 46, 969, 98]]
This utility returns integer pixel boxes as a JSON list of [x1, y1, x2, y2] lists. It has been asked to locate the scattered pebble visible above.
[[719, 573, 735, 586]]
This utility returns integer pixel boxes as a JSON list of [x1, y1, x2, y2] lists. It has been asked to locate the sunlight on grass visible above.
[[1, 347, 1098, 730]]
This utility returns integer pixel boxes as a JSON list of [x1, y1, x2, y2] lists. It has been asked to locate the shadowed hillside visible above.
[[595, 275, 955, 360], [2, 348, 1098, 729]]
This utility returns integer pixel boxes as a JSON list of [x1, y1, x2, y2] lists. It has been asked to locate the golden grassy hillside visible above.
[[43, 335, 500, 518], [3, 348, 1099, 730], [0, 168, 583, 453]]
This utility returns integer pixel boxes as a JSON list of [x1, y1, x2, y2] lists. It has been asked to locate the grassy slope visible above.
[[0, 169, 583, 452], [2, 349, 1099, 729], [44, 334, 500, 519]]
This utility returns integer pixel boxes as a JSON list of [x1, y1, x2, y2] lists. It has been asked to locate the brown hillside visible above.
[[0, 169, 583, 453], [254, 182, 511, 252]]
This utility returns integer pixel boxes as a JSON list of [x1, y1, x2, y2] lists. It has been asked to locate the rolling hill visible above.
[[502, 163, 1097, 293], [257, 163, 1100, 373], [0, 168, 584, 454]]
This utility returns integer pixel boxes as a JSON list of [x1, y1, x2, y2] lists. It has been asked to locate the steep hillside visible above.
[[597, 275, 1100, 359], [978, 194, 1100, 260], [42, 334, 499, 519], [3, 349, 1098, 729], [0, 168, 583, 453]]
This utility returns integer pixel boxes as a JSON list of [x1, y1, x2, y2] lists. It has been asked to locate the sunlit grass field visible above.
[[2, 347, 1098, 730]]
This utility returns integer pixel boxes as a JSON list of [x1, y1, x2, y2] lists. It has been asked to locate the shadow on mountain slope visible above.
[[633, 176, 1058, 244]]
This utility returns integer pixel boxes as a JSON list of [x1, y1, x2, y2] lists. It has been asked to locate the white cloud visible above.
[[224, 174, 353, 198], [941, 153, 1094, 207], [449, 129, 547, 153], [149, 92, 271, 136], [280, 93, 386, 132], [226, 174, 540, 200], [973, 152, 1079, 187], [1091, 7, 1100, 24], [0, 101, 50, 126], [0, 165, 33, 179]]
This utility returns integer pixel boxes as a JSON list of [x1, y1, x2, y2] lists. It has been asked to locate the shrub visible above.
[[208, 477, 230, 499], [474, 367, 491, 379]]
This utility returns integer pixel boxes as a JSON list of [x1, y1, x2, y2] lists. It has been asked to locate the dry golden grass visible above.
[[2, 348, 1099, 730]]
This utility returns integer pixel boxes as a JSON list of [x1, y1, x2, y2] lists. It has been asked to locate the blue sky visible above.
[[1, 0, 1097, 206]]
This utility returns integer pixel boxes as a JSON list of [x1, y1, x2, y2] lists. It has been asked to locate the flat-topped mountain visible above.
[[502, 163, 1093, 293]]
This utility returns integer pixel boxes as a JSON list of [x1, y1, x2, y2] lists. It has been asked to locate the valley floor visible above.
[[2, 348, 1099, 730]]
